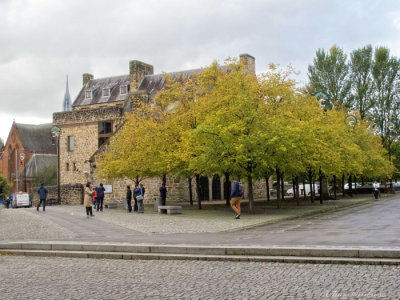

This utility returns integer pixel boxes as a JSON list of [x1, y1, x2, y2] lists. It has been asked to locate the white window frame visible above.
[[102, 88, 110, 97], [85, 90, 92, 99], [120, 85, 128, 95], [68, 136, 74, 151]]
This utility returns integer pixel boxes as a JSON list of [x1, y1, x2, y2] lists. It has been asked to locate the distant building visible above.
[[53, 54, 266, 205], [63, 76, 72, 112], [0, 122, 56, 193]]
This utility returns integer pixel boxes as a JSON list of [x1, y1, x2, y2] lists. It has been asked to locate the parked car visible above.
[[12, 192, 30, 208], [344, 183, 363, 190], [287, 184, 319, 196]]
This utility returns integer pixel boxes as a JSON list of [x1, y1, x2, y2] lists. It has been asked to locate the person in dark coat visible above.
[[37, 183, 48, 212], [159, 183, 167, 206], [96, 183, 105, 212], [126, 185, 132, 212], [133, 184, 141, 212], [136, 183, 145, 213]]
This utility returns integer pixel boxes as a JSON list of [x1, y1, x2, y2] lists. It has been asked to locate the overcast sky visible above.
[[1, 0, 400, 142]]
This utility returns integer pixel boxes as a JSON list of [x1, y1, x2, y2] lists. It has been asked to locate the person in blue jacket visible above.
[[230, 179, 243, 219]]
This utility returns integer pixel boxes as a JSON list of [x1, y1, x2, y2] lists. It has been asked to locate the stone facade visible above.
[[53, 54, 271, 206]]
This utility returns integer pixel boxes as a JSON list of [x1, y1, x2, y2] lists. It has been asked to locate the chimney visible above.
[[82, 73, 94, 86], [129, 60, 154, 90], [239, 54, 256, 75]]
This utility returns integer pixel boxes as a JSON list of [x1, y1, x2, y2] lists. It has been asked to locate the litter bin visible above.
[[154, 197, 162, 211]]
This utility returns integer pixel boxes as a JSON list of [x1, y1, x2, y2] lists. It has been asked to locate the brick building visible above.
[[0, 122, 56, 193], [53, 54, 269, 205]]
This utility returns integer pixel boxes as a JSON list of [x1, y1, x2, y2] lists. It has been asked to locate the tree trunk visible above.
[[354, 176, 357, 193], [225, 172, 230, 206], [281, 173, 285, 201], [265, 176, 270, 202], [319, 169, 323, 204], [333, 175, 337, 200], [276, 168, 281, 209], [308, 170, 314, 203], [295, 176, 300, 206], [188, 177, 193, 206], [195, 174, 202, 209], [348, 175, 353, 198], [342, 174, 345, 197], [162, 174, 166, 186], [302, 176, 306, 199], [248, 174, 255, 214]]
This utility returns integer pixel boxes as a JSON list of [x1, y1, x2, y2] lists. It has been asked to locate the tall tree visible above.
[[370, 47, 400, 159], [307, 45, 352, 109], [350, 45, 374, 119]]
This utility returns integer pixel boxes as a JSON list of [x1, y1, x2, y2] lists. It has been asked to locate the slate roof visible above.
[[73, 75, 130, 107], [15, 123, 56, 153], [21, 153, 57, 178], [73, 69, 203, 108], [138, 68, 202, 101]]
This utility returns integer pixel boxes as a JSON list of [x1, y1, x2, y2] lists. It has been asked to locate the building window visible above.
[[66, 163, 69, 171], [73, 163, 77, 171], [68, 136, 74, 151], [103, 88, 110, 97], [120, 85, 128, 95], [98, 121, 113, 147], [85, 90, 92, 99]]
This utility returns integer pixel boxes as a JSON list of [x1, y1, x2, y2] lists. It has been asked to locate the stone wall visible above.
[[32, 184, 84, 206], [53, 106, 122, 126]]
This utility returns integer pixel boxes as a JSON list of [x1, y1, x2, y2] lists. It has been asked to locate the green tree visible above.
[[0, 175, 12, 198], [350, 45, 374, 119], [307, 45, 352, 109], [370, 47, 400, 164]]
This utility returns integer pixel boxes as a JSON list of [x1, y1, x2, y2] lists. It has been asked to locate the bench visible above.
[[105, 203, 118, 209], [158, 205, 182, 215]]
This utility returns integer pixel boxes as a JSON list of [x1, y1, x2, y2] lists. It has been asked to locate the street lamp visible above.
[[386, 121, 395, 190], [15, 151, 25, 193], [51, 126, 61, 203]]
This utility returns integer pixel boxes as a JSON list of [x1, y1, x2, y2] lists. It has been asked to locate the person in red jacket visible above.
[[93, 188, 98, 210]]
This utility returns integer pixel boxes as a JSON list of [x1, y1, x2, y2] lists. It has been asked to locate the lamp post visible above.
[[386, 121, 395, 190], [15, 150, 25, 193], [51, 126, 61, 203]]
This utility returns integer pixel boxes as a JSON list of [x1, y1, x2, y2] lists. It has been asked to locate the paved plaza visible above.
[[1, 194, 399, 299], [0, 256, 398, 299], [1, 194, 399, 248]]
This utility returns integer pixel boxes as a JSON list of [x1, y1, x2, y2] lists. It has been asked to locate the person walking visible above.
[[373, 180, 380, 200], [37, 183, 48, 212], [159, 183, 167, 206], [134, 184, 144, 213], [126, 185, 132, 212], [96, 183, 105, 212], [230, 179, 243, 219], [84, 182, 95, 218]]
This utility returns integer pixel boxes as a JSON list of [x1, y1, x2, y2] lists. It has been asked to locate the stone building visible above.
[[53, 54, 269, 205], [0, 122, 56, 193]]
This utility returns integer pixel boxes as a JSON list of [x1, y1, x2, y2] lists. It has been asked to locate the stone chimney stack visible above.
[[239, 54, 256, 75], [129, 60, 154, 91], [82, 73, 94, 86]]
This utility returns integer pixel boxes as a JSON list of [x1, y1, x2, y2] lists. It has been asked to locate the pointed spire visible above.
[[63, 75, 72, 112]]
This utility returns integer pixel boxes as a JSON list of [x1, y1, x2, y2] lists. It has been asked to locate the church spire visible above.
[[63, 75, 72, 112]]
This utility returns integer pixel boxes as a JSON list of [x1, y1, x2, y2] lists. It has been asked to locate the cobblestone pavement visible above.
[[0, 256, 398, 299], [0, 207, 76, 241]]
